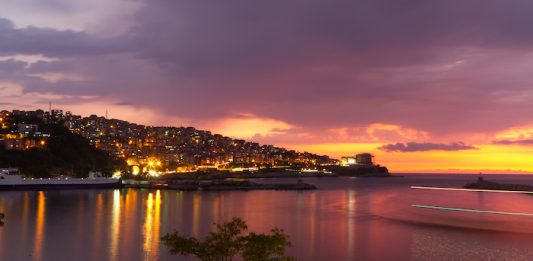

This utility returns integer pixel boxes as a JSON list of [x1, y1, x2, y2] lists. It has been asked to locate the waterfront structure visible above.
[[0, 168, 121, 189], [17, 124, 39, 134], [334, 153, 389, 177], [340, 156, 357, 166], [356, 153, 373, 165], [341, 153, 374, 166]]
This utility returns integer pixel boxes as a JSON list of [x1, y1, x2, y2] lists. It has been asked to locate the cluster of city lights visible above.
[[112, 171, 122, 179], [115, 155, 334, 178], [125, 158, 164, 177]]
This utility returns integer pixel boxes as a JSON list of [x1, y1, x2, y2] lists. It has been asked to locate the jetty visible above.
[[123, 178, 316, 191], [464, 177, 533, 192]]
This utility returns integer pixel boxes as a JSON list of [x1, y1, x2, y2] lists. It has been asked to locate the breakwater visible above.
[[123, 178, 316, 191]]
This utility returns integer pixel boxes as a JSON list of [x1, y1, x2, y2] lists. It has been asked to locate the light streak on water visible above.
[[143, 190, 162, 260], [110, 189, 121, 261], [347, 190, 355, 259], [412, 204, 533, 217], [192, 194, 200, 238], [143, 192, 153, 255], [33, 191, 46, 261], [411, 186, 533, 194]]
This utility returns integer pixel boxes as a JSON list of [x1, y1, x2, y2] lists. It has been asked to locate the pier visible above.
[[123, 178, 316, 191]]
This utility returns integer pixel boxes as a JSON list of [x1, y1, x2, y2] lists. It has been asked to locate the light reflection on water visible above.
[[93, 193, 103, 259], [33, 191, 45, 261], [1, 175, 533, 260], [21, 192, 30, 249], [142, 190, 161, 260], [154, 190, 161, 259], [346, 189, 355, 259], [192, 193, 200, 238], [110, 190, 121, 261], [143, 192, 153, 258]]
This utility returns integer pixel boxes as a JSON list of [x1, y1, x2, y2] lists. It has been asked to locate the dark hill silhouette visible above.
[[0, 120, 125, 178]]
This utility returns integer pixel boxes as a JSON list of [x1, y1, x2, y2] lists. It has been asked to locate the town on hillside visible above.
[[0, 109, 338, 176]]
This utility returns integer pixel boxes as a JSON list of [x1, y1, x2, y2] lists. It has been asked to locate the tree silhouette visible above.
[[161, 217, 294, 261]]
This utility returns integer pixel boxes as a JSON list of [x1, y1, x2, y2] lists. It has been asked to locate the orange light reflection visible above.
[[109, 190, 121, 261], [33, 191, 46, 261]]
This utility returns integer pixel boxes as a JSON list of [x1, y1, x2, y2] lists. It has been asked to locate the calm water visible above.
[[2, 174, 533, 260]]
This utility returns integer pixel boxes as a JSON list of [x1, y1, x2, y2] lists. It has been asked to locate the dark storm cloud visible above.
[[130, 0, 533, 71], [379, 142, 477, 152], [0, 60, 27, 72], [0, 18, 127, 57], [117, 0, 533, 134]]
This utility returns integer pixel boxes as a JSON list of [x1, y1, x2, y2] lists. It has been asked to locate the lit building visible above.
[[17, 123, 39, 134], [341, 153, 374, 166], [4, 139, 23, 150]]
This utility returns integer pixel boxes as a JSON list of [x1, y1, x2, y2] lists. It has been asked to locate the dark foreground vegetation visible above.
[[0, 119, 125, 178], [161, 217, 294, 261]]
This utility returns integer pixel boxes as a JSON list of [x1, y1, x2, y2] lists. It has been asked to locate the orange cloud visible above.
[[328, 123, 430, 142], [494, 125, 533, 141], [202, 113, 293, 139]]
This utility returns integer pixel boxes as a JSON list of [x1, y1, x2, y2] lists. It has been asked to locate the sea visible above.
[[2, 174, 533, 261]]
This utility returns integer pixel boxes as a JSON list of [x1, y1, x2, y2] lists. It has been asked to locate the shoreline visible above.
[[123, 178, 317, 191], [0, 171, 401, 191]]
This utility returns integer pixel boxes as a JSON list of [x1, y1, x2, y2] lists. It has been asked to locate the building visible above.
[[355, 153, 373, 165], [340, 156, 357, 166], [341, 153, 374, 166], [17, 124, 39, 134], [4, 139, 23, 150]]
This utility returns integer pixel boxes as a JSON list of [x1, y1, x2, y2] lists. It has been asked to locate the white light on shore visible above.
[[112, 171, 122, 179]]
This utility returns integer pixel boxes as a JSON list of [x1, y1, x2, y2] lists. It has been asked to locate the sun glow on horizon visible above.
[[203, 114, 294, 139], [282, 142, 533, 174]]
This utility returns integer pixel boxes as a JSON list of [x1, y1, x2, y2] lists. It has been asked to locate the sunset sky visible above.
[[2, 0, 533, 173]]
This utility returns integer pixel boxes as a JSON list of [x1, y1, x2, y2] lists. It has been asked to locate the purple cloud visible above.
[[3, 0, 533, 144], [379, 142, 477, 152], [0, 18, 127, 57], [119, 0, 533, 134]]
